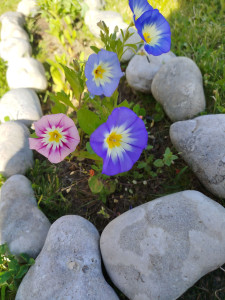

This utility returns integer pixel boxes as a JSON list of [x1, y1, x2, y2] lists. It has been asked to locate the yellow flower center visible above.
[[94, 65, 106, 79], [143, 32, 152, 43], [48, 130, 62, 143], [106, 132, 122, 149]]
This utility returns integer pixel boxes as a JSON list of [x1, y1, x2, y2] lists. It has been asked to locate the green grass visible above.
[[0, 0, 20, 16]]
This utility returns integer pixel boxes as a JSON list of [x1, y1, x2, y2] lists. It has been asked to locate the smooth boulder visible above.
[[0, 88, 42, 126], [17, 0, 38, 17], [7, 57, 47, 91], [0, 175, 50, 258], [101, 190, 225, 300], [0, 11, 25, 27], [0, 23, 29, 41], [85, 10, 127, 37], [126, 51, 176, 93], [0, 38, 32, 62], [170, 114, 225, 198], [84, 0, 105, 10], [0, 121, 33, 177], [151, 57, 206, 121], [16, 215, 119, 300]]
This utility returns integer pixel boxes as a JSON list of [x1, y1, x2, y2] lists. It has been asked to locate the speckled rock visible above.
[[151, 57, 206, 121], [6, 58, 47, 91], [0, 38, 32, 61], [85, 10, 127, 37], [126, 51, 176, 93], [170, 114, 225, 198], [0, 23, 29, 41], [84, 0, 105, 10], [101, 190, 225, 300], [0, 121, 33, 177], [118, 28, 142, 62], [0, 89, 42, 126], [16, 215, 119, 300], [0, 175, 50, 258], [17, 0, 38, 17], [0, 11, 25, 27]]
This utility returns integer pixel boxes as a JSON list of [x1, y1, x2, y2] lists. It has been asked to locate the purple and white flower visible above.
[[90, 107, 148, 176], [85, 50, 123, 97]]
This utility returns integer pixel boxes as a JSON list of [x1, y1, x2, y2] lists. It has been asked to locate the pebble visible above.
[[84, 10, 127, 37], [100, 190, 225, 300], [170, 114, 225, 198], [0, 88, 42, 126], [0, 38, 32, 62], [0, 175, 50, 258], [6, 57, 47, 91], [126, 51, 176, 93], [0, 121, 33, 177], [16, 215, 119, 300], [151, 57, 206, 121]]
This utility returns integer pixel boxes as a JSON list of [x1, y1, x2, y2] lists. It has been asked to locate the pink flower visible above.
[[29, 114, 80, 163]]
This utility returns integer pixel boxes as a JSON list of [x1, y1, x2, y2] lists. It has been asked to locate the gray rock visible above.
[[16, 215, 119, 300], [0, 121, 33, 177], [6, 58, 47, 91], [0, 23, 29, 41], [0, 175, 50, 258], [85, 10, 127, 37], [0, 11, 25, 27], [151, 57, 206, 121], [100, 190, 225, 300], [0, 38, 32, 62], [0, 89, 42, 126], [118, 28, 142, 62], [170, 114, 225, 198], [84, 0, 105, 10], [17, 0, 38, 17], [126, 51, 176, 93]]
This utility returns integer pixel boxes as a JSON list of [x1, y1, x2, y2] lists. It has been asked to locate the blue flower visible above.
[[85, 50, 124, 97], [129, 0, 153, 21], [90, 107, 148, 176], [135, 9, 171, 56]]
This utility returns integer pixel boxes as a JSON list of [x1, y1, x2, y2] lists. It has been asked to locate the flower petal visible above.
[[85, 53, 99, 80], [86, 78, 104, 96], [90, 123, 109, 158]]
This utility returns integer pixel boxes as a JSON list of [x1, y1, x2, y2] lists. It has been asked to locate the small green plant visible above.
[[0, 244, 34, 300], [154, 147, 178, 168]]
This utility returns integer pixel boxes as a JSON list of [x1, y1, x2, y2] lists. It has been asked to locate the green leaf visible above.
[[90, 46, 100, 54], [3, 116, 10, 122], [77, 108, 103, 135], [133, 104, 140, 115], [137, 161, 147, 169], [88, 176, 103, 194], [118, 100, 131, 108], [0, 272, 12, 284], [15, 266, 29, 279], [30, 132, 38, 138], [60, 65, 82, 100], [153, 159, 164, 168], [50, 91, 77, 110], [86, 142, 95, 154]]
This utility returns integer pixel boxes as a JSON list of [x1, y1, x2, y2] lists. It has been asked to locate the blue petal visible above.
[[126, 118, 148, 149], [86, 78, 103, 95], [107, 107, 139, 131], [98, 50, 123, 78], [157, 34, 171, 52], [90, 123, 109, 158], [129, 0, 153, 20], [102, 154, 122, 176], [85, 53, 99, 80], [101, 77, 121, 97]]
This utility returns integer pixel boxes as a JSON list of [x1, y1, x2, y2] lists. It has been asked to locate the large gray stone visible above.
[[85, 10, 127, 37], [17, 0, 38, 17], [0, 23, 29, 41], [0, 88, 42, 126], [100, 190, 225, 300], [0, 11, 25, 27], [16, 215, 119, 300], [170, 114, 225, 198], [151, 57, 206, 121], [0, 38, 32, 62], [6, 58, 47, 91], [0, 121, 33, 177], [0, 175, 50, 258], [84, 0, 105, 10], [126, 51, 176, 93]]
